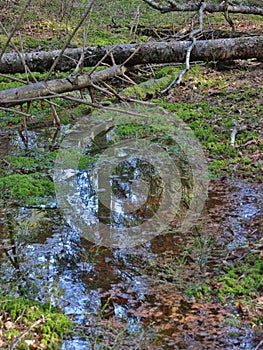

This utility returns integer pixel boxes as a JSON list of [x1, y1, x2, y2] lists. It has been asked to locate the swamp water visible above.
[[0, 125, 262, 349]]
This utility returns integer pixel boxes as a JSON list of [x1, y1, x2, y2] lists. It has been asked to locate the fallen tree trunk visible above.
[[1, 35, 263, 74], [142, 0, 263, 15], [0, 36, 262, 107], [0, 65, 127, 107]]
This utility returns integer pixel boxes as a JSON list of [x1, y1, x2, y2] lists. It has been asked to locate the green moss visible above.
[[186, 283, 212, 300], [70, 104, 93, 118], [154, 66, 183, 79], [121, 76, 175, 99], [78, 154, 98, 170], [0, 173, 54, 205], [153, 92, 263, 181], [0, 296, 72, 349], [4, 155, 55, 173], [217, 254, 263, 298], [115, 122, 163, 137], [186, 253, 262, 330], [0, 113, 23, 127]]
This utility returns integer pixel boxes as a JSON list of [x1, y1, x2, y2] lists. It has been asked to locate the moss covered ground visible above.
[[0, 297, 72, 349]]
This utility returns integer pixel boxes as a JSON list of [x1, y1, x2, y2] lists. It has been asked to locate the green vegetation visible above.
[[186, 252, 263, 328], [78, 154, 98, 170], [0, 150, 57, 206], [0, 173, 54, 205], [0, 296, 72, 349], [4, 154, 55, 173], [121, 75, 175, 99], [150, 64, 263, 181], [217, 253, 263, 301]]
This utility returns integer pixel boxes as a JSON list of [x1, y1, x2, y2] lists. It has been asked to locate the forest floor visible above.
[[0, 1, 262, 349]]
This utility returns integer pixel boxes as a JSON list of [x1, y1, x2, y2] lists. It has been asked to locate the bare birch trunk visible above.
[[0, 36, 262, 107], [1, 36, 262, 75]]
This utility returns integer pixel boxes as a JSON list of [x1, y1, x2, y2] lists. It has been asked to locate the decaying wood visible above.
[[0, 36, 263, 107], [0, 36, 263, 75], [142, 0, 263, 16], [0, 65, 127, 107]]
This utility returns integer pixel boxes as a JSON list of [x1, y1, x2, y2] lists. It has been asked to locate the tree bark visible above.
[[0, 36, 262, 107], [1, 36, 263, 75], [0, 65, 127, 107], [142, 0, 263, 15]]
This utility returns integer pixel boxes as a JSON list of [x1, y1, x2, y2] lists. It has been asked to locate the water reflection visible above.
[[1, 120, 262, 348], [79, 157, 163, 228], [0, 176, 262, 349]]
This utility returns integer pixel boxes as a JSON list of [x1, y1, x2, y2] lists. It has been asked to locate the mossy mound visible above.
[[0, 296, 72, 349], [0, 173, 54, 206]]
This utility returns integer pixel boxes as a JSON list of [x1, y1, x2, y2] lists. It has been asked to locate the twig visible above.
[[1, 159, 11, 167], [121, 41, 147, 67], [224, 0, 235, 33], [230, 121, 247, 147], [0, 23, 30, 79], [122, 73, 137, 85], [129, 5, 141, 41], [60, 94, 149, 118], [254, 340, 263, 350], [161, 2, 206, 94], [239, 139, 257, 148], [89, 81, 114, 96], [0, 0, 32, 61], [0, 107, 32, 118], [44, 0, 94, 81], [109, 52, 116, 66], [0, 73, 26, 84], [101, 81, 125, 101], [1, 93, 66, 105], [230, 126, 238, 147], [71, 48, 85, 78], [22, 111, 29, 144], [10, 317, 44, 350], [50, 104, 62, 128], [70, 15, 90, 78], [126, 98, 157, 106], [88, 45, 118, 76], [0, 22, 62, 127]]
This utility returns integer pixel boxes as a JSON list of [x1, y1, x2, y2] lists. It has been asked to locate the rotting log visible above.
[[0, 36, 263, 107], [0, 65, 127, 107], [0, 36, 263, 74]]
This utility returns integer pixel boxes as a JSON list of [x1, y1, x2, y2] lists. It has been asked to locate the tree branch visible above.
[[0, 0, 32, 61], [0, 65, 127, 107], [162, 2, 206, 93], [44, 0, 94, 81]]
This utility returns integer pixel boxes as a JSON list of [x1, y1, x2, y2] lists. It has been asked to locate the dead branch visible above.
[[44, 0, 94, 81], [230, 126, 238, 147], [230, 121, 247, 147], [10, 317, 44, 350], [162, 2, 206, 94], [224, 0, 236, 33], [0, 107, 32, 118], [0, 20, 62, 127], [0, 0, 32, 61], [254, 339, 263, 350], [0, 65, 127, 107]]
